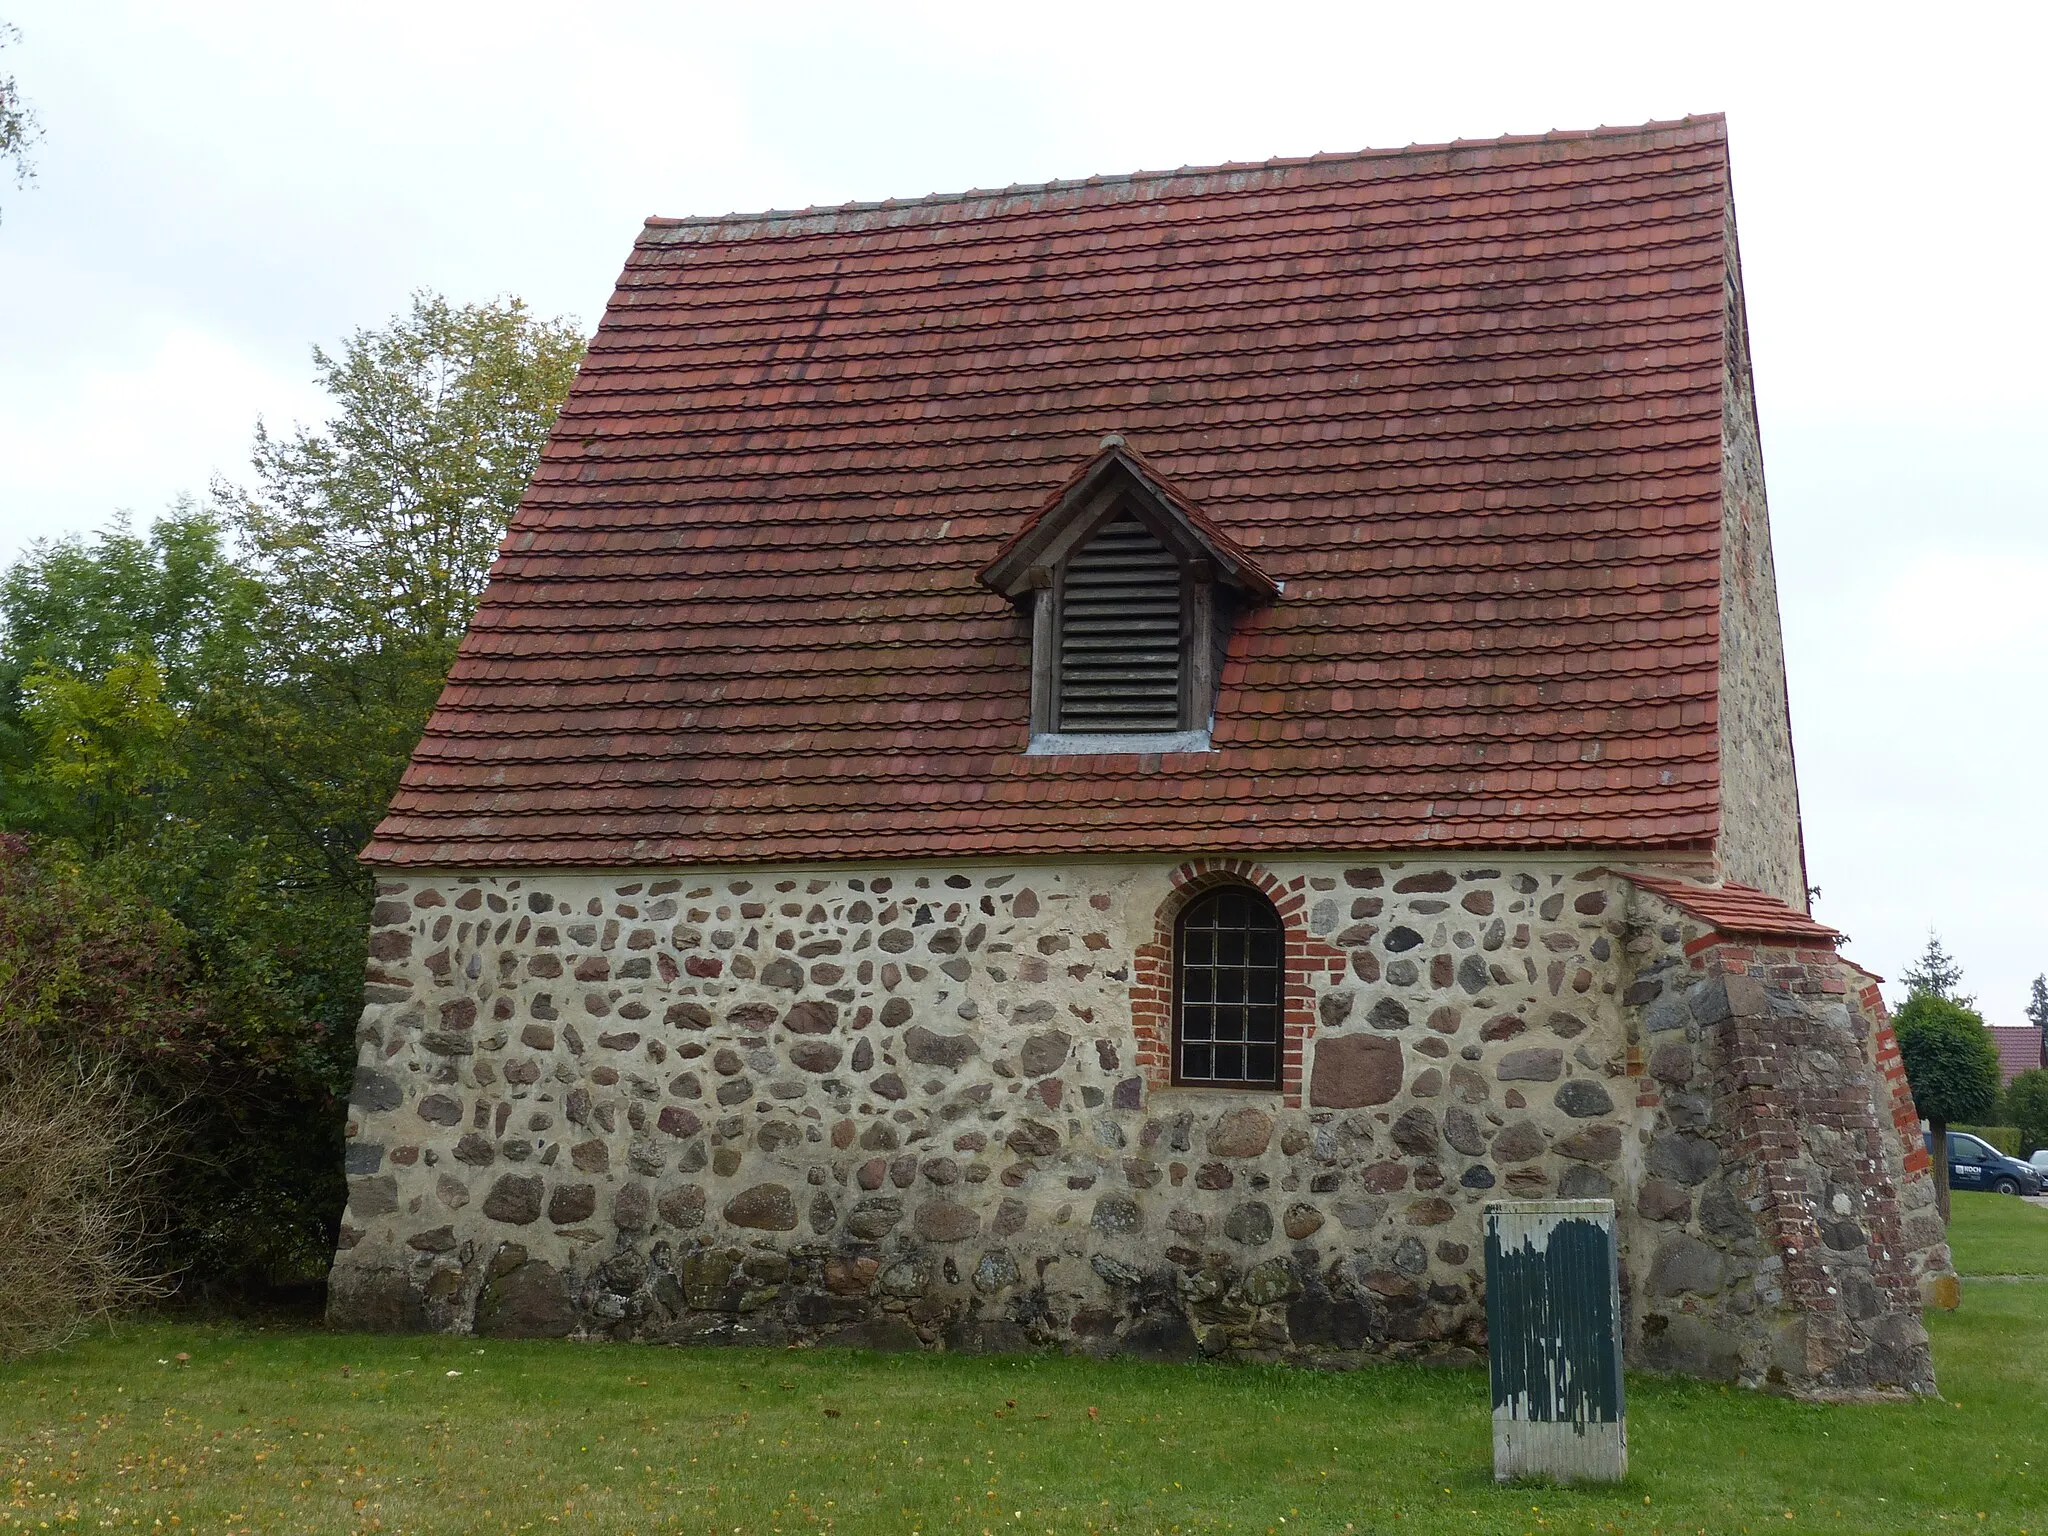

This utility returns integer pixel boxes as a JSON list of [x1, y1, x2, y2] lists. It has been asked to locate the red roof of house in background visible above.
[[1621, 872, 1841, 946], [366, 116, 1740, 869], [1989, 1026, 2046, 1084]]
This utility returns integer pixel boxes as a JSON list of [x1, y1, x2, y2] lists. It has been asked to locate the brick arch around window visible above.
[[1131, 860, 1348, 1109]]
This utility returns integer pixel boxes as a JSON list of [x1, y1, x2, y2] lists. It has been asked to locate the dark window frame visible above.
[[1171, 882, 1286, 1091]]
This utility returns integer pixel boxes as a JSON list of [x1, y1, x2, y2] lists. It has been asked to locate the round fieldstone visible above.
[[1223, 1202, 1274, 1245], [416, 1093, 462, 1126], [614, 1182, 653, 1232], [546, 1183, 597, 1224], [351, 1068, 403, 1112], [1558, 1165, 1614, 1199], [1368, 997, 1411, 1030], [905, 1025, 978, 1068], [1649, 1041, 1694, 1084], [657, 1105, 701, 1138], [789, 1039, 843, 1073], [1283, 1202, 1325, 1240], [1021, 1030, 1071, 1077], [1359, 1160, 1409, 1192], [1443, 1105, 1485, 1156], [1646, 1132, 1719, 1185], [1207, 1106, 1274, 1158], [1449, 1064, 1490, 1102], [847, 1196, 904, 1239], [1240, 1256, 1299, 1305], [1554, 1079, 1615, 1118], [1391, 1107, 1439, 1155], [656, 1183, 706, 1229], [781, 1000, 839, 1034], [1405, 1198, 1455, 1226], [974, 1249, 1020, 1294], [1091, 1254, 1143, 1287], [724, 1182, 798, 1230], [1648, 1233, 1724, 1297], [482, 1173, 544, 1225], [913, 1200, 980, 1242], [1005, 1120, 1061, 1157], [1557, 1124, 1621, 1163], [1091, 1194, 1143, 1235], [1309, 1034, 1402, 1108], [1491, 1121, 1547, 1162], [1636, 1178, 1693, 1222], [1334, 1198, 1389, 1230], [1497, 1048, 1564, 1081], [807, 1191, 838, 1234]]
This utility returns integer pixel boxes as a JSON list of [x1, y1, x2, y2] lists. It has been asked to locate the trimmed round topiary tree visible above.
[[1893, 993, 2001, 1222]]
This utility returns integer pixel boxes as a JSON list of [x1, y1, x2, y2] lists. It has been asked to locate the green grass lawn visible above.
[[1946, 1192, 2048, 1275], [5, 1199, 2044, 1536]]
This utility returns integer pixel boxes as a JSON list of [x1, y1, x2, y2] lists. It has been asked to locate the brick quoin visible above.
[[1132, 859, 1346, 1109]]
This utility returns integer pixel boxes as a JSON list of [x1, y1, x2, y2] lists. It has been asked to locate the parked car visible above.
[[2028, 1150, 2048, 1178], [1930, 1131, 2044, 1196]]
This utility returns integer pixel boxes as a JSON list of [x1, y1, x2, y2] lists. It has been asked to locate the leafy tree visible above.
[[208, 291, 584, 892], [0, 20, 40, 219], [0, 292, 583, 1291], [2026, 974, 2048, 1031], [1900, 931, 1973, 1009], [2008, 1069, 2048, 1157], [1894, 992, 2002, 1222]]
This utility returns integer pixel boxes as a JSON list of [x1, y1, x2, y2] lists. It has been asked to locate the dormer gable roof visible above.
[[979, 437, 1278, 601]]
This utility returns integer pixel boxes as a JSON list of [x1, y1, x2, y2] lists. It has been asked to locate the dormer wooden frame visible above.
[[979, 439, 1278, 741]]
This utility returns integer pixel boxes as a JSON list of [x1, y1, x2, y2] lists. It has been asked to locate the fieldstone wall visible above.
[[327, 856, 1946, 1396], [1715, 206, 1809, 908], [329, 857, 1640, 1363], [1617, 888, 1949, 1396]]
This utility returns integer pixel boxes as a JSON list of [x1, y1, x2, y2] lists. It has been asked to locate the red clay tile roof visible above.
[[367, 116, 1740, 869], [1988, 1026, 2046, 1084], [1623, 873, 1840, 945]]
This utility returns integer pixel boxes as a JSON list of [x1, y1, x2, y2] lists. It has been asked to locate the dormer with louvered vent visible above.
[[978, 437, 1278, 755], [1057, 513, 1184, 732]]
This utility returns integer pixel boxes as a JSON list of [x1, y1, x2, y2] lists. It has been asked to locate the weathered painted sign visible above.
[[1485, 1198, 1626, 1483]]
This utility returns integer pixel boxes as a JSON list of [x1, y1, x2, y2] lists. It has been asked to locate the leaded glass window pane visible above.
[[1174, 886, 1284, 1089]]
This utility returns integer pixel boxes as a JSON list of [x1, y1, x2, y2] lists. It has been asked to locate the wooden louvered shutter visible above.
[[1056, 513, 1184, 732]]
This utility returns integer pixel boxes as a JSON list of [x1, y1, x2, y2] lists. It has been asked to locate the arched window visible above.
[[1174, 884, 1284, 1088]]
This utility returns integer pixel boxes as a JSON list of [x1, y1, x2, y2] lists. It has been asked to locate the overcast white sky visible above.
[[2, 0, 2043, 1020]]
